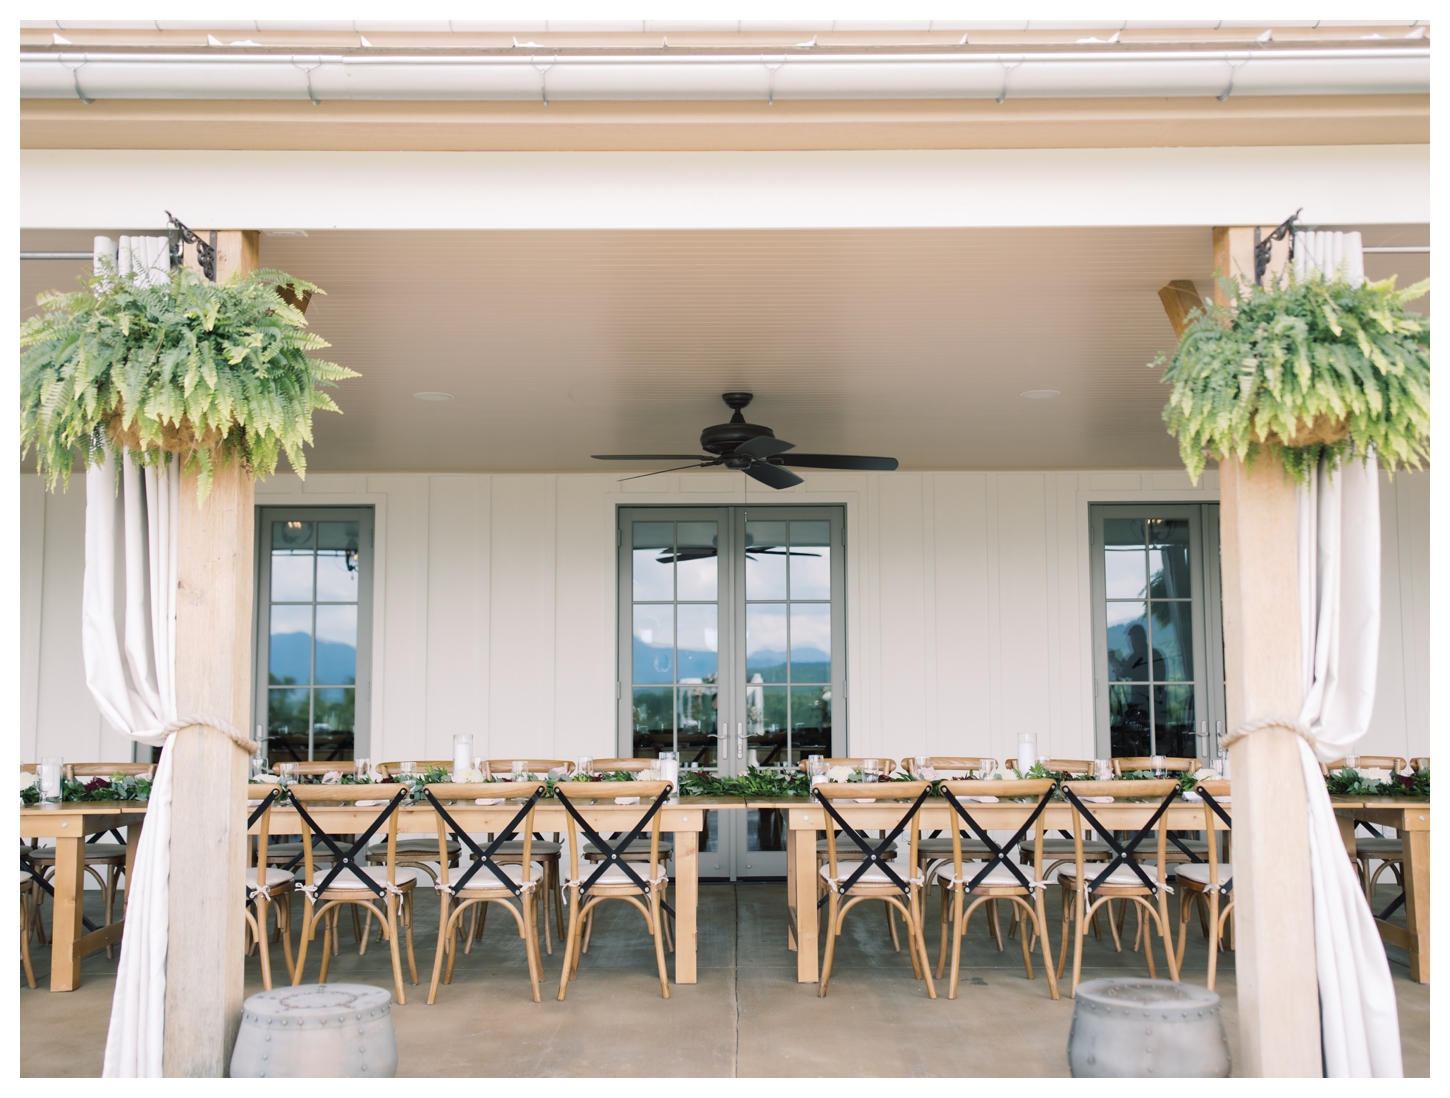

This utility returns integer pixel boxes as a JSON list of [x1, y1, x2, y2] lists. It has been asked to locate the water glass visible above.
[[250, 755, 269, 782], [474, 757, 491, 780], [1343, 755, 1360, 772], [1150, 755, 1168, 779], [1094, 759, 1112, 781], [807, 756, 827, 786], [353, 757, 369, 781], [912, 755, 929, 778], [278, 761, 299, 787], [577, 756, 593, 778], [862, 758, 882, 783], [511, 760, 527, 782], [1211, 757, 1225, 779], [39, 757, 64, 803]]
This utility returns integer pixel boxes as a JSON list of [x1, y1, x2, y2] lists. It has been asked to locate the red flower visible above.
[[84, 777, 111, 792]]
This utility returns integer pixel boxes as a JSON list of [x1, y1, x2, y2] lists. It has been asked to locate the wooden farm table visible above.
[[1332, 796, 1430, 984], [259, 793, 736, 985], [750, 795, 1214, 984], [20, 802, 148, 991]]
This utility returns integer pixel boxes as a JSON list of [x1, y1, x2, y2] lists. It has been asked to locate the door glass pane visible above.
[[1104, 518, 1147, 599], [745, 684, 788, 765], [677, 604, 718, 681], [1108, 684, 1152, 757], [316, 522, 360, 601], [788, 521, 831, 600], [314, 604, 358, 684], [633, 522, 674, 601], [1106, 601, 1148, 682], [745, 604, 789, 680], [790, 604, 831, 682], [676, 522, 719, 601], [632, 687, 674, 756], [273, 519, 313, 550], [268, 604, 312, 685], [1157, 685, 1196, 759], [268, 687, 310, 761], [678, 685, 718, 768], [1151, 602, 1194, 681], [790, 685, 832, 765], [745, 521, 788, 600], [632, 605, 674, 683], [313, 688, 356, 762], [1148, 519, 1192, 599]]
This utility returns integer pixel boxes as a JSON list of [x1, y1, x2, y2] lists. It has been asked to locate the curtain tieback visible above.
[[1219, 715, 1316, 750], [159, 713, 258, 755]]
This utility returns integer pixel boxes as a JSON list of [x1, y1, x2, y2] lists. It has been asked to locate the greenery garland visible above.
[[1155, 274, 1429, 484], [20, 267, 357, 498]]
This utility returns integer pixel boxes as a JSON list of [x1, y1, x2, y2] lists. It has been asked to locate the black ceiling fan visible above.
[[592, 392, 899, 490]]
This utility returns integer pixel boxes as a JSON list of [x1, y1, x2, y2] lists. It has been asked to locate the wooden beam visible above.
[[1214, 224, 1321, 1077], [165, 231, 257, 1077], [1157, 279, 1204, 339]]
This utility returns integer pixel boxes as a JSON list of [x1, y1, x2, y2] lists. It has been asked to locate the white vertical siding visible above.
[[20, 468, 1431, 766]]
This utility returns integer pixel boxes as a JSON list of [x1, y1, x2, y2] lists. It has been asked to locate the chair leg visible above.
[[318, 908, 335, 983], [582, 907, 596, 953], [428, 897, 454, 1004], [383, 895, 406, 1005], [818, 892, 840, 998], [885, 900, 902, 952], [910, 890, 936, 1000], [947, 888, 966, 999], [103, 866, 118, 959], [278, 893, 295, 982], [256, 898, 274, 991], [1033, 889, 1060, 1001], [1015, 899, 1035, 980], [1206, 891, 1221, 991], [936, 883, 951, 979], [1139, 901, 1157, 978], [403, 892, 419, 985], [1070, 893, 1088, 997], [291, 901, 315, 986], [651, 889, 671, 1000], [988, 899, 1005, 952], [20, 891, 36, 989], [1156, 892, 1179, 982], [1056, 886, 1072, 980], [557, 892, 582, 1001], [521, 896, 543, 1003], [1175, 890, 1193, 972]]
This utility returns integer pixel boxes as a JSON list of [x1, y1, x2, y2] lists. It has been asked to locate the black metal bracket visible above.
[[813, 786, 930, 907], [165, 211, 216, 282], [1254, 208, 1302, 286]]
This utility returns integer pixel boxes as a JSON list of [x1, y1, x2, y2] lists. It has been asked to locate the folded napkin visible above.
[[474, 797, 503, 806], [852, 797, 877, 803], [615, 796, 641, 805], [958, 794, 1000, 803], [1081, 795, 1115, 803], [355, 799, 387, 807]]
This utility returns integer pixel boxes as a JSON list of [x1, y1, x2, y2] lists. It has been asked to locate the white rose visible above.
[[464, 767, 485, 783], [321, 770, 343, 784], [826, 766, 854, 783], [1193, 768, 1216, 781], [20, 771, 38, 790], [1399, 766, 1415, 778], [256, 773, 281, 785]]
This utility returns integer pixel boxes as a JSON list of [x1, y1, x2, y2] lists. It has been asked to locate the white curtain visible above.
[[1292, 230, 1402, 1078], [85, 237, 181, 1078]]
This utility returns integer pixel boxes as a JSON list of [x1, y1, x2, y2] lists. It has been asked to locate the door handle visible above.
[[737, 722, 744, 760]]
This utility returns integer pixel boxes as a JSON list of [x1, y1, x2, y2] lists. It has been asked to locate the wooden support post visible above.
[[1214, 225, 1321, 1077], [164, 232, 259, 1077]]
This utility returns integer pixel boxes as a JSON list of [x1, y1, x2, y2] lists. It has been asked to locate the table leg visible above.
[[674, 830, 698, 985], [1336, 814, 1358, 861], [1401, 830, 1429, 984], [794, 821, 819, 983], [123, 816, 144, 918], [786, 825, 798, 951], [50, 834, 86, 992]]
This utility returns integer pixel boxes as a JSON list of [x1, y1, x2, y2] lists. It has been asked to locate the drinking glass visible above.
[[979, 758, 998, 778], [913, 755, 929, 778], [474, 757, 491, 780], [1094, 759, 1112, 781], [1211, 758, 1225, 779], [250, 755, 269, 782], [577, 756, 593, 778], [807, 756, 826, 786], [279, 761, 299, 787], [1343, 755, 1360, 772], [39, 757, 64, 803], [1216, 750, 1232, 780], [353, 757, 369, 781], [1150, 755, 1168, 779], [512, 760, 527, 782], [862, 758, 882, 783]]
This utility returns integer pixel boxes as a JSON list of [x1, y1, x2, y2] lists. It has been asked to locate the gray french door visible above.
[[618, 505, 846, 879], [1089, 504, 1225, 762], [254, 507, 375, 764]]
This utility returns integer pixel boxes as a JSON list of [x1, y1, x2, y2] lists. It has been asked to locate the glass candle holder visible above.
[[452, 734, 474, 780], [1016, 734, 1037, 774], [39, 757, 64, 803]]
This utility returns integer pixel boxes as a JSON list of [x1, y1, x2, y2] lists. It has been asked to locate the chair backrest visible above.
[[272, 761, 355, 777], [1411, 757, 1429, 773], [1060, 779, 1179, 890], [794, 757, 898, 774], [67, 762, 155, 780], [941, 778, 1054, 886], [376, 760, 452, 777], [1324, 755, 1407, 773], [910, 756, 994, 775], [1111, 757, 1200, 776], [20, 762, 39, 773], [813, 780, 931, 885], [555, 781, 672, 884], [287, 784, 410, 891], [422, 781, 545, 892], [1194, 779, 1232, 888], [588, 758, 654, 774], [487, 759, 574, 777], [1005, 758, 1093, 776]]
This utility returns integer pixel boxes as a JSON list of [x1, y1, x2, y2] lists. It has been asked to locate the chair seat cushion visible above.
[[246, 867, 297, 892], [817, 839, 897, 859], [1353, 839, 1403, 856], [573, 864, 668, 888], [315, 866, 421, 891], [1057, 863, 1158, 888], [820, 861, 917, 888], [265, 842, 330, 859], [942, 862, 1038, 889], [916, 837, 990, 855], [392, 838, 460, 855], [1037, 839, 1111, 856], [456, 861, 544, 890], [493, 840, 562, 857], [26, 843, 127, 863], [1175, 863, 1233, 889], [583, 838, 672, 854]]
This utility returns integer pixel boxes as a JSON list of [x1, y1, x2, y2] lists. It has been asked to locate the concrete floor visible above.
[[21, 881, 1430, 1077]]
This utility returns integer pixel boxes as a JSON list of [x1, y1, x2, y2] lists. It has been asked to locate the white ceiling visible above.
[[20, 225, 1428, 473]]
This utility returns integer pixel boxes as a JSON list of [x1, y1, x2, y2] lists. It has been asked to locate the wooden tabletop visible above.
[[20, 801, 148, 838]]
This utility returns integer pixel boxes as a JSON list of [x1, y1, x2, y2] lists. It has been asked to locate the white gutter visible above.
[[21, 49, 1429, 103]]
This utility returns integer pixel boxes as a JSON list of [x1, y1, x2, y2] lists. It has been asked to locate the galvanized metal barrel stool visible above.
[[231, 983, 398, 1078], [1068, 978, 1230, 1077]]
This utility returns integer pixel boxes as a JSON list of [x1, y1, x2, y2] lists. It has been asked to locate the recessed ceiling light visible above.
[[413, 392, 454, 402], [1020, 390, 1061, 400]]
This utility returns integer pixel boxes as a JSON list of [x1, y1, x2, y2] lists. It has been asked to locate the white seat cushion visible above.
[[245, 867, 296, 892], [941, 863, 1038, 889], [1175, 863, 1233, 888], [314, 866, 421, 891], [574, 864, 667, 888], [1058, 863, 1159, 888], [456, 861, 544, 889], [820, 861, 916, 887]]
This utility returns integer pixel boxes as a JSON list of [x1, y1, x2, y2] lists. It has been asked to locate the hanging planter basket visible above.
[[20, 267, 357, 499], [1154, 274, 1430, 484]]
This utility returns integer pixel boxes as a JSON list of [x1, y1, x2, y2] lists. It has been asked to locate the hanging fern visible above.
[[20, 267, 358, 498], [1153, 274, 1429, 484]]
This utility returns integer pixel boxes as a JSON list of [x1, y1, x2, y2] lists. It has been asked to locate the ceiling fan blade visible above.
[[744, 461, 804, 490], [657, 548, 719, 563], [617, 462, 711, 483], [734, 435, 795, 461], [776, 453, 899, 471], [592, 454, 713, 461]]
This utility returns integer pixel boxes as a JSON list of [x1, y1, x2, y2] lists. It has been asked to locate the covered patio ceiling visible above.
[[19, 224, 1428, 474]]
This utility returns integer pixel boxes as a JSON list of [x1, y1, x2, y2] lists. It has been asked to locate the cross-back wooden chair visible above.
[[587, 758, 653, 774], [1323, 755, 1408, 773], [1174, 779, 1234, 990], [814, 780, 936, 999], [936, 779, 1059, 1000], [288, 785, 419, 1004], [421, 781, 548, 1003], [1321, 756, 1410, 900], [20, 872, 37, 989], [1111, 757, 1201, 776], [1055, 779, 1182, 997], [243, 785, 296, 989], [905, 758, 998, 920], [1410, 757, 1429, 773], [270, 761, 355, 777], [477, 759, 574, 954], [555, 781, 675, 1001]]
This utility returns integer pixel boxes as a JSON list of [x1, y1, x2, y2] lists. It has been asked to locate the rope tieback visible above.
[[159, 713, 258, 755], [1219, 714, 1316, 750]]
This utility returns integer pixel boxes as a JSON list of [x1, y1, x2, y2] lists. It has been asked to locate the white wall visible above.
[[20, 468, 1431, 767]]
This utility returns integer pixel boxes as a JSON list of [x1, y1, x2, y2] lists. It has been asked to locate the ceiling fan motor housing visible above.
[[700, 392, 775, 458]]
